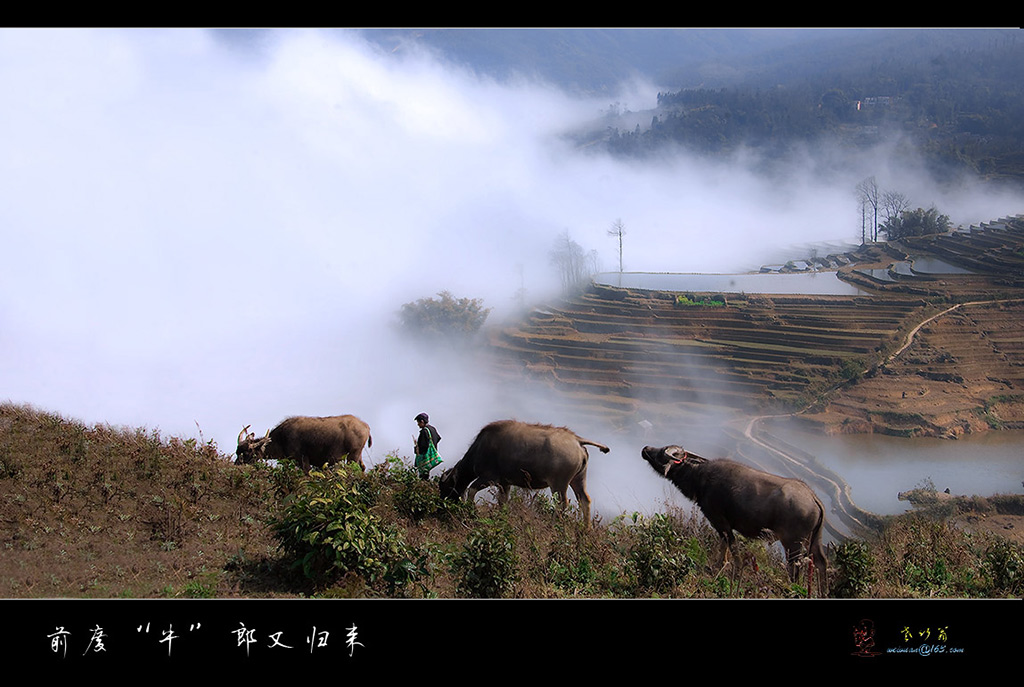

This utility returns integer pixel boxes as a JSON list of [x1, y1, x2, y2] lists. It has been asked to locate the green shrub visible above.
[[879, 517, 984, 597], [383, 457, 445, 521], [270, 465, 422, 594], [839, 358, 867, 381], [181, 578, 218, 598], [542, 512, 607, 595], [368, 455, 473, 523], [267, 460, 304, 498], [393, 478, 440, 521], [983, 539, 1024, 595], [399, 290, 491, 343], [675, 293, 726, 307], [621, 513, 704, 593], [450, 516, 518, 598], [830, 539, 875, 598], [547, 556, 597, 593]]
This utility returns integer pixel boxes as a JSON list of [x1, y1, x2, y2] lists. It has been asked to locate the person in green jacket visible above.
[[413, 412, 442, 480]]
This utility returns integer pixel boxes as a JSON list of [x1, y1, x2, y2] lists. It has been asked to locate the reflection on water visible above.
[[768, 419, 1024, 515], [855, 267, 896, 282], [850, 255, 975, 284], [908, 256, 975, 275], [594, 271, 867, 295]]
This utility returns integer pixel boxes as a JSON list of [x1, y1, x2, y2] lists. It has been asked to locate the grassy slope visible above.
[[2, 402, 1021, 599], [0, 403, 289, 598]]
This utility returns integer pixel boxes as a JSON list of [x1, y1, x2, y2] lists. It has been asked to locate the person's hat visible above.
[[414, 413, 429, 423]]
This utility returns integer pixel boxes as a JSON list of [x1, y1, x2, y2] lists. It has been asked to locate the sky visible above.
[[2, 28, 1022, 517]]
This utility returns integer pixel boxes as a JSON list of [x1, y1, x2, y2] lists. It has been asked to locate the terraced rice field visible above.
[[902, 219, 1024, 276], [489, 285, 927, 418], [487, 216, 1024, 433], [814, 298, 1024, 436]]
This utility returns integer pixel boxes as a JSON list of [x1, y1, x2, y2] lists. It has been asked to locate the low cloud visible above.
[[2, 29, 1020, 517]]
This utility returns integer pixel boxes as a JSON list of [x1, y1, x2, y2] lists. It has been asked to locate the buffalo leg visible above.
[[568, 476, 592, 528], [711, 537, 740, 594], [714, 534, 732, 572], [292, 454, 311, 473], [552, 488, 569, 512], [785, 541, 824, 596], [714, 532, 744, 591], [784, 544, 801, 582], [465, 481, 486, 503], [349, 448, 365, 470], [466, 479, 502, 505], [811, 541, 828, 597], [496, 484, 511, 505]]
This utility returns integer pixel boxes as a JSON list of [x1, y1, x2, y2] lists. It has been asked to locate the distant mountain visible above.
[[355, 28, 1021, 94], [354, 28, 1024, 185], [339, 29, 1024, 184]]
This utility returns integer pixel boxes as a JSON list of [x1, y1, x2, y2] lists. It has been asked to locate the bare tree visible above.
[[607, 218, 626, 272], [550, 230, 595, 295], [856, 177, 880, 242], [881, 190, 911, 235], [859, 196, 868, 244], [512, 263, 529, 311]]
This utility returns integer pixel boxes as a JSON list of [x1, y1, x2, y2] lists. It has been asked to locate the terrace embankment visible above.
[[487, 216, 1024, 439], [800, 297, 1024, 438]]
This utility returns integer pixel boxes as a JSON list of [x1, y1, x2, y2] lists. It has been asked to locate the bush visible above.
[[367, 455, 474, 523], [831, 539, 875, 598], [270, 465, 423, 595], [877, 517, 984, 597], [839, 358, 867, 382], [392, 476, 440, 522], [983, 539, 1024, 595], [619, 512, 705, 593], [398, 290, 491, 342], [675, 293, 726, 307], [450, 516, 518, 598], [376, 456, 441, 521], [882, 206, 951, 240], [541, 508, 610, 596]]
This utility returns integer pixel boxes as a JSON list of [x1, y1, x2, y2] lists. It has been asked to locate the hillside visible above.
[[486, 216, 1024, 439], [0, 404, 290, 598], [3, 401, 1023, 602]]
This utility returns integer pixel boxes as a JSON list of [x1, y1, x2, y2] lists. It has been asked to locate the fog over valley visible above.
[[3, 29, 1022, 517]]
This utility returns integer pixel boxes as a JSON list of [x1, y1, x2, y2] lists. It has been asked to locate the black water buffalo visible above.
[[236, 415, 372, 471], [439, 420, 610, 527], [641, 444, 827, 595]]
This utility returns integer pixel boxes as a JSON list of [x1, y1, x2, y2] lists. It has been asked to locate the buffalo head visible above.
[[641, 445, 692, 476], [438, 465, 461, 499], [235, 425, 272, 465]]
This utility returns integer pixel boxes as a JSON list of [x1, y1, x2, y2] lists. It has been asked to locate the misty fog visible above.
[[3, 29, 1022, 518]]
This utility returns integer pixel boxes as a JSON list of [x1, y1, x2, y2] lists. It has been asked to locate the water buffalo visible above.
[[236, 415, 373, 471], [641, 444, 827, 595], [439, 420, 610, 527]]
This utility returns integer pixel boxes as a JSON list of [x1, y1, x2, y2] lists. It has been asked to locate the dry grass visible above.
[[0, 402, 288, 598], [2, 402, 1021, 599]]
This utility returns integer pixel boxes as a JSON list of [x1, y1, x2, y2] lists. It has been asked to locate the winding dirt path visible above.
[[738, 415, 875, 541], [886, 297, 1024, 365]]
